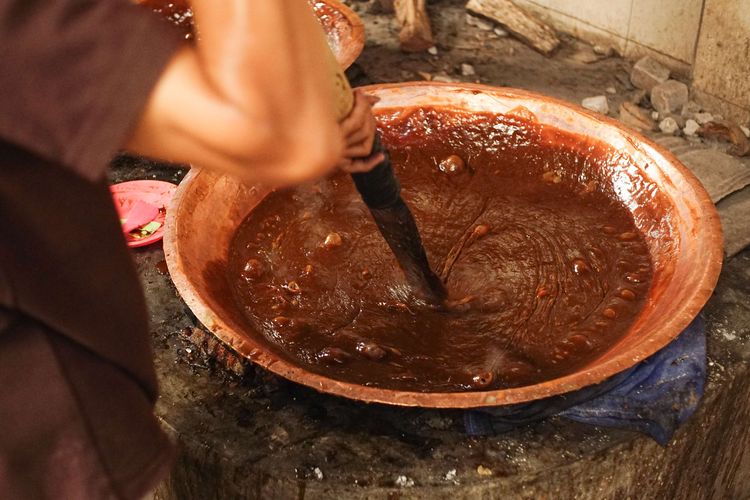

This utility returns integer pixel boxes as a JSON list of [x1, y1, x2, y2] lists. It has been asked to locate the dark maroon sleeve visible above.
[[0, 0, 183, 181]]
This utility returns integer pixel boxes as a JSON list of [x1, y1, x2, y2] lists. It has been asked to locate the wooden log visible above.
[[394, 0, 435, 52], [466, 0, 560, 55]]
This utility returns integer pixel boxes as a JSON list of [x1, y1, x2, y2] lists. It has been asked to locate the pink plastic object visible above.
[[121, 200, 160, 233], [110, 180, 177, 248]]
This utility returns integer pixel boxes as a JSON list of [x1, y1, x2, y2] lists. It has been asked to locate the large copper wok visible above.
[[164, 80, 722, 408]]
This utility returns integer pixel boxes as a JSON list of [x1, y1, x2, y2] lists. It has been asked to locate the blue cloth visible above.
[[464, 316, 705, 445]]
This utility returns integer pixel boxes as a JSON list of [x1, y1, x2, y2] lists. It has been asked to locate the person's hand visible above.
[[126, 0, 347, 188], [337, 90, 385, 174]]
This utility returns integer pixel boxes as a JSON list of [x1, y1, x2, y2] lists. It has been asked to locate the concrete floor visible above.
[[109, 1, 750, 498]]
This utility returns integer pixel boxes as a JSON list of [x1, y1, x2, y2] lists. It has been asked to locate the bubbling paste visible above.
[[228, 108, 654, 392]]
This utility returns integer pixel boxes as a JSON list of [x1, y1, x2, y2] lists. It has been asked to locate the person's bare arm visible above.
[[126, 0, 376, 187]]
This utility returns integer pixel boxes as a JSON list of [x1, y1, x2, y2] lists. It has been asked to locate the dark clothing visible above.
[[0, 0, 182, 497]]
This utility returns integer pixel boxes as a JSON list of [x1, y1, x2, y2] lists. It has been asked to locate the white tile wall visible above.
[[514, 0, 706, 66], [511, 0, 748, 121], [525, 0, 633, 38], [514, 0, 629, 53], [692, 0, 750, 122], [628, 0, 704, 64]]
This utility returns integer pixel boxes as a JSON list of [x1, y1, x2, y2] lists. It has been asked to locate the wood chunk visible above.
[[698, 120, 750, 157], [394, 0, 435, 52], [465, 0, 560, 55], [619, 102, 656, 132]]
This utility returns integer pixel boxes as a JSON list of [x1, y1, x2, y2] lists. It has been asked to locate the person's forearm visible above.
[[126, 0, 344, 186], [189, 0, 341, 151], [189, 1, 308, 109]]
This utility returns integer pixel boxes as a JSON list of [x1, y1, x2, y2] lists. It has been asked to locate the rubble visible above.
[[581, 95, 609, 114], [571, 45, 604, 64], [432, 73, 458, 83], [593, 45, 614, 56], [681, 101, 702, 118], [694, 112, 715, 125], [661, 112, 686, 128], [427, 46, 438, 55], [630, 56, 670, 92], [619, 102, 656, 131], [606, 86, 616, 94], [659, 117, 680, 135], [443, 469, 460, 485], [476, 465, 494, 476], [494, 26, 508, 37], [650, 80, 689, 115], [741, 125, 750, 138], [461, 63, 476, 76], [684, 119, 700, 136], [395, 475, 415, 487]]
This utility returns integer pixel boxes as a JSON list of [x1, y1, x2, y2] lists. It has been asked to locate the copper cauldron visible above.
[[164, 83, 723, 408], [136, 0, 365, 71]]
